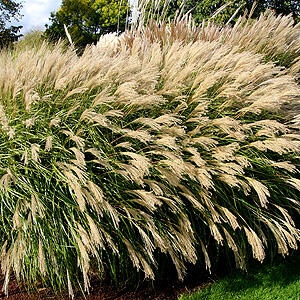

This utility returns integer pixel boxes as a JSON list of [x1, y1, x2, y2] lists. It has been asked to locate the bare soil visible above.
[[0, 273, 213, 300]]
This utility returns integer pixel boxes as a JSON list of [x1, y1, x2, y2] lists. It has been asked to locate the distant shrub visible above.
[[14, 30, 45, 51]]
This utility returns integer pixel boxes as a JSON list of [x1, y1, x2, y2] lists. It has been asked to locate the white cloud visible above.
[[19, 0, 62, 34]]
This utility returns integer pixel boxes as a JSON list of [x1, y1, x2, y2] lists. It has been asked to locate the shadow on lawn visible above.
[[186, 253, 300, 300], [223, 254, 300, 291]]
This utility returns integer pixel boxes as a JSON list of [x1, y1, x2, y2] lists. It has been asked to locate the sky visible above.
[[14, 0, 138, 35], [16, 0, 62, 34]]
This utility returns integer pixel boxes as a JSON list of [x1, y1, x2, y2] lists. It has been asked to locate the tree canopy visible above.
[[44, 0, 128, 49], [0, 0, 23, 48], [159, 0, 299, 24]]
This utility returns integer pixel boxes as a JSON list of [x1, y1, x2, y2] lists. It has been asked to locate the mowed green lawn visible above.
[[180, 254, 300, 300]]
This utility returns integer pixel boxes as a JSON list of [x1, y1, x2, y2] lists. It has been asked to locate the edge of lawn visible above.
[[179, 251, 300, 300]]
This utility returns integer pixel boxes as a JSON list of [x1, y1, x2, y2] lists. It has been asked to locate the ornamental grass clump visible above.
[[0, 12, 300, 297], [123, 9, 300, 68]]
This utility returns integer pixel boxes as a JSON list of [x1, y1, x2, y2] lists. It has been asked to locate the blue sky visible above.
[[17, 0, 62, 34]]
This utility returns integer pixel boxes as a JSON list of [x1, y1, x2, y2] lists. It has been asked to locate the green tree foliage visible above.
[[164, 0, 299, 24], [265, 0, 299, 18], [44, 0, 128, 49], [0, 0, 23, 48]]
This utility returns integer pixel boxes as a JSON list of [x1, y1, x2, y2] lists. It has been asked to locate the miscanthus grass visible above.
[[126, 5, 300, 68], [0, 8, 300, 298]]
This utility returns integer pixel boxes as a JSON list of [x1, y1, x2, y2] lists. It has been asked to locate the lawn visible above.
[[180, 254, 300, 300]]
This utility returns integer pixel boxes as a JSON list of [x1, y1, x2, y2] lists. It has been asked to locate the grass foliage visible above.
[[0, 6, 299, 297]]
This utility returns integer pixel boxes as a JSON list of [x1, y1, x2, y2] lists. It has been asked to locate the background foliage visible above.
[[44, 0, 128, 49], [0, 0, 23, 48], [164, 0, 300, 24]]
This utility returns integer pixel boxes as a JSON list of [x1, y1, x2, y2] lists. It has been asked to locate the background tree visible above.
[[159, 0, 299, 24], [0, 0, 23, 48], [44, 0, 128, 49]]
